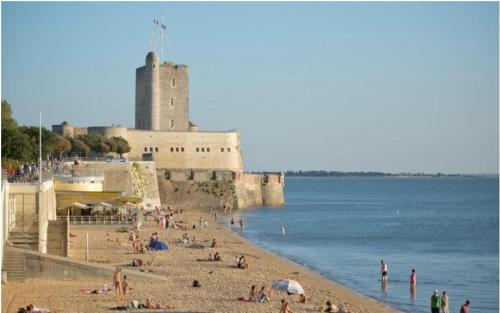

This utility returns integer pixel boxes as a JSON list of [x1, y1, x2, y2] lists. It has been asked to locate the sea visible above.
[[225, 177, 499, 313]]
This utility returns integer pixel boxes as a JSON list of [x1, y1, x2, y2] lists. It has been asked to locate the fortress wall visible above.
[[234, 174, 263, 209], [87, 126, 128, 139], [125, 129, 243, 171], [74, 162, 160, 207], [157, 170, 236, 211], [73, 127, 88, 137], [262, 173, 285, 207]]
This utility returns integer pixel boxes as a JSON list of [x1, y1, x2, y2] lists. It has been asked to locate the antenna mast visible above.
[[161, 9, 164, 63], [153, 10, 175, 62]]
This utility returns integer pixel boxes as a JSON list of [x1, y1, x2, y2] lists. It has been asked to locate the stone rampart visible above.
[[156, 169, 284, 210]]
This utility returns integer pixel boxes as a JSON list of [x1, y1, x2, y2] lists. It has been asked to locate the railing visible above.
[[52, 167, 104, 178], [3, 169, 53, 184], [57, 215, 137, 225]]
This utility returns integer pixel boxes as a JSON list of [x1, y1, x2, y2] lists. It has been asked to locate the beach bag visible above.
[[193, 280, 201, 287]]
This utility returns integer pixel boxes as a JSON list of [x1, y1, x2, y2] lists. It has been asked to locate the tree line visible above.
[[1, 100, 131, 165]]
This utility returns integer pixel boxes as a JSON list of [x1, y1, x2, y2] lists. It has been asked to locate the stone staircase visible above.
[[2, 246, 26, 282], [7, 232, 39, 250], [47, 220, 68, 256]]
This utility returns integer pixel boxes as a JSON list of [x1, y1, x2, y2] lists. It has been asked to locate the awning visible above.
[[99, 202, 113, 208], [71, 202, 88, 209]]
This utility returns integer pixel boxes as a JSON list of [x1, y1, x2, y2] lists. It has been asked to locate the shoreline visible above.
[[216, 213, 403, 313], [2, 209, 399, 313]]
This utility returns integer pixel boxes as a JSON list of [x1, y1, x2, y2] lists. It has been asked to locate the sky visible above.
[[1, 2, 498, 174]]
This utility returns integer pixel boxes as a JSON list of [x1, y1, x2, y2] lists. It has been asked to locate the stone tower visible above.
[[135, 51, 189, 131]]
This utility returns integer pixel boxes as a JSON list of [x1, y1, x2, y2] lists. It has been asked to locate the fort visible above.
[[52, 51, 285, 210]]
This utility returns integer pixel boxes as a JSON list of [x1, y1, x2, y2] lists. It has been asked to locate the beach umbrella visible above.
[[271, 279, 304, 295]]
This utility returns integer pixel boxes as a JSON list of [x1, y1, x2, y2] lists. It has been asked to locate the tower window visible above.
[[155, 147, 159, 152], [176, 147, 179, 152], [144, 147, 147, 152], [227, 147, 231, 152], [170, 119, 174, 128], [170, 147, 174, 152], [221, 148, 224, 152], [201, 148, 205, 152], [170, 98, 174, 106], [172, 78, 176, 87], [181, 147, 184, 152], [207, 148, 210, 152], [196, 148, 199, 152]]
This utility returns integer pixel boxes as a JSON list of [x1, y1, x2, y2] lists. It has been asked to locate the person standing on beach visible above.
[[459, 300, 470, 313], [410, 269, 416, 287], [122, 275, 129, 301], [430, 289, 441, 313], [281, 226, 286, 238], [380, 259, 388, 282], [230, 217, 235, 227], [441, 291, 449, 313], [239, 218, 244, 230], [113, 267, 122, 298]]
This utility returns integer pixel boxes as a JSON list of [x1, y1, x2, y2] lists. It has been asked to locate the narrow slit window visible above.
[[207, 148, 210, 152], [172, 78, 176, 87], [144, 147, 148, 152], [150, 147, 153, 152], [176, 147, 179, 152], [170, 119, 174, 128], [201, 148, 205, 152], [196, 147, 199, 152], [221, 148, 224, 152], [181, 147, 184, 152], [170, 147, 174, 152], [170, 98, 174, 106], [155, 147, 159, 152], [227, 147, 231, 152]]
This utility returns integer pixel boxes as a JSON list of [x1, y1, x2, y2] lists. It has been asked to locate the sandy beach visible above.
[[2, 209, 397, 313]]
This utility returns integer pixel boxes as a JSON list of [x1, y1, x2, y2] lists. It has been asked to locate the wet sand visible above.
[[2, 209, 397, 313]]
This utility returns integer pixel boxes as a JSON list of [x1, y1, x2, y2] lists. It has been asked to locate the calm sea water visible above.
[[227, 177, 499, 313]]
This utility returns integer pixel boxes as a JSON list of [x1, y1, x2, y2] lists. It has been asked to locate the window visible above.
[[227, 147, 231, 152], [181, 147, 184, 152], [201, 148, 205, 152], [155, 147, 159, 152], [207, 148, 210, 152], [196, 148, 199, 152], [170, 147, 174, 152], [144, 147, 148, 152], [176, 147, 179, 152], [170, 119, 174, 128], [170, 98, 174, 106], [221, 148, 224, 152], [172, 78, 176, 87], [150, 147, 153, 152]]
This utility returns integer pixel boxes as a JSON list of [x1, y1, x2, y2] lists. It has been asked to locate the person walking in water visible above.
[[380, 259, 388, 283], [239, 218, 244, 230], [459, 300, 470, 313], [230, 217, 235, 227], [441, 291, 449, 313], [410, 269, 416, 287], [430, 289, 441, 313], [281, 226, 286, 238]]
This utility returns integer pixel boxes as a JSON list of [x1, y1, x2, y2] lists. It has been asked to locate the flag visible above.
[[161, 23, 166, 30]]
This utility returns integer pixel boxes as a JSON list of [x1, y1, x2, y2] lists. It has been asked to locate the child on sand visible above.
[[122, 276, 129, 300]]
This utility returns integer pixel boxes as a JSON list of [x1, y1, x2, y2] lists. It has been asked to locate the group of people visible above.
[[380, 260, 471, 313], [3, 162, 40, 183], [112, 267, 130, 301], [230, 217, 244, 230], [239, 285, 271, 303], [129, 230, 146, 254], [235, 255, 249, 269]]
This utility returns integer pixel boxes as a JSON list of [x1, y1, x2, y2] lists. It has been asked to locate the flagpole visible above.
[[39, 111, 42, 184], [161, 9, 164, 63]]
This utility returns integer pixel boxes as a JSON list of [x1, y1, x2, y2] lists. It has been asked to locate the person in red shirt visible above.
[[459, 300, 470, 313]]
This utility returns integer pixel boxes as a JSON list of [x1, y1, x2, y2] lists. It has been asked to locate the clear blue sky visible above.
[[2, 2, 498, 174]]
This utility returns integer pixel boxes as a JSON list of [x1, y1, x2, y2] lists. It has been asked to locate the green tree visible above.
[[53, 134, 72, 158], [112, 136, 131, 157], [70, 138, 90, 155]]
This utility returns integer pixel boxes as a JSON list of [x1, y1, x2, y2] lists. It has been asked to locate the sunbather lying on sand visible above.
[[80, 284, 111, 294], [139, 298, 175, 309]]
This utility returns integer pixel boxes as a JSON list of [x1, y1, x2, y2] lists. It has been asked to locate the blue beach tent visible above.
[[149, 240, 169, 251]]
